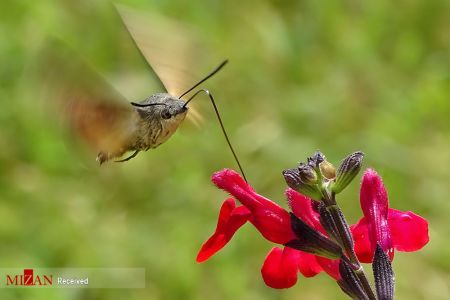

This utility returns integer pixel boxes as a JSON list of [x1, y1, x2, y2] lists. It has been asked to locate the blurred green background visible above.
[[0, 0, 449, 299]]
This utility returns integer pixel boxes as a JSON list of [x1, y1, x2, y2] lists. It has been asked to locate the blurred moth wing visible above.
[[115, 4, 206, 125], [66, 90, 136, 163], [41, 44, 137, 163]]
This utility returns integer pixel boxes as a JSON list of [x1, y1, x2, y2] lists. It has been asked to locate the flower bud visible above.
[[307, 151, 326, 168], [373, 244, 395, 300], [332, 151, 364, 194], [298, 163, 318, 185], [319, 161, 336, 180], [282, 168, 322, 201]]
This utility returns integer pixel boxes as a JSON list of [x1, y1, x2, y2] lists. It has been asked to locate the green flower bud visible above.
[[319, 160, 336, 180], [282, 168, 322, 201], [298, 163, 318, 184], [332, 151, 364, 194]]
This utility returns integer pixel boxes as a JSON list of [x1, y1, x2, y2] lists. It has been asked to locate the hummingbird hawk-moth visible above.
[[43, 5, 246, 179]]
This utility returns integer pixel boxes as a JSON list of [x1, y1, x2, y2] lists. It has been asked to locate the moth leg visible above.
[[115, 150, 140, 163], [97, 152, 109, 165]]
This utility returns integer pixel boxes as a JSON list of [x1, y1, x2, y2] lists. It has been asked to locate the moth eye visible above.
[[161, 110, 172, 119]]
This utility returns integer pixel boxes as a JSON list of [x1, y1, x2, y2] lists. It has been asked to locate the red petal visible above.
[[261, 247, 300, 289], [212, 169, 286, 212], [360, 169, 393, 259], [212, 169, 295, 244], [297, 251, 323, 277], [285, 188, 325, 234], [388, 208, 429, 252], [351, 218, 374, 263], [316, 256, 341, 280], [351, 208, 429, 262], [197, 198, 250, 262]]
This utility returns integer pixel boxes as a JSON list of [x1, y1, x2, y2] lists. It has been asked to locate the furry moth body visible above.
[[65, 62, 225, 165], [93, 93, 188, 164]]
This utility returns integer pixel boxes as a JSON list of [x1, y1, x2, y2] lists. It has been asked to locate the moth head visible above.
[[132, 93, 188, 124]]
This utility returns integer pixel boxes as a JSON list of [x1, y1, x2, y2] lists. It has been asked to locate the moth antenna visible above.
[[178, 60, 228, 99], [131, 102, 168, 108], [184, 89, 247, 182]]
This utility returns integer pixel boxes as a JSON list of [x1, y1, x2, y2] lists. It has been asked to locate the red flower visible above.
[[207, 169, 296, 245], [197, 168, 429, 289], [351, 169, 429, 262]]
